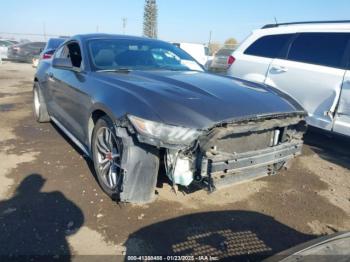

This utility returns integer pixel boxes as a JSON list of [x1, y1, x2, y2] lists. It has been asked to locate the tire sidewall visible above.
[[33, 84, 41, 121]]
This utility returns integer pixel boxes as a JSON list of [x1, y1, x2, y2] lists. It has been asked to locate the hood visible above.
[[93, 70, 304, 129]]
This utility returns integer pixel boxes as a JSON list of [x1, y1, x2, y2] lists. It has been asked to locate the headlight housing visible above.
[[128, 115, 202, 147]]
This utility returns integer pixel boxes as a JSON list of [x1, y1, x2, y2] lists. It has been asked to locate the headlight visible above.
[[128, 115, 201, 146]]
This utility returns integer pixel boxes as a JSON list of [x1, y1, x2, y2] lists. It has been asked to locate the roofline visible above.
[[262, 20, 350, 29]]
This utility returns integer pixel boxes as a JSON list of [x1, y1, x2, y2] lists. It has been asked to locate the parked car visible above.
[[34, 34, 306, 203], [228, 20, 350, 137], [7, 41, 46, 63], [0, 40, 14, 60], [6, 40, 19, 45], [39, 38, 67, 62], [209, 47, 235, 73], [173, 42, 212, 68]]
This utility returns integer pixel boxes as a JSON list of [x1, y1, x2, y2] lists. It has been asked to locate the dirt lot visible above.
[[0, 62, 349, 261]]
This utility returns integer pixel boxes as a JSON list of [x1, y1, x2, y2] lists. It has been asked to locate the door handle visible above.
[[270, 66, 288, 73]]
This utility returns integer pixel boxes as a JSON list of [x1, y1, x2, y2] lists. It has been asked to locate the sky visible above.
[[1, 0, 350, 43]]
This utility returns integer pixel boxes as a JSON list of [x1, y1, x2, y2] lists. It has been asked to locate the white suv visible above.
[[228, 21, 350, 137]]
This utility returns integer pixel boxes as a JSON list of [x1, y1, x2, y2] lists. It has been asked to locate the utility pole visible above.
[[43, 22, 47, 41], [96, 25, 99, 33], [208, 30, 212, 46], [122, 17, 127, 34]]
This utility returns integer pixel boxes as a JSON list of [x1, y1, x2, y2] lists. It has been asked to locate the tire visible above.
[[92, 116, 159, 203], [33, 82, 50, 123]]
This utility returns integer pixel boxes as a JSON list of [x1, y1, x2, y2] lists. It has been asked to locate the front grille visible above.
[[214, 130, 275, 154]]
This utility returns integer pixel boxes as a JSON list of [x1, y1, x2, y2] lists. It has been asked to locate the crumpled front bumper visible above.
[[199, 140, 303, 189]]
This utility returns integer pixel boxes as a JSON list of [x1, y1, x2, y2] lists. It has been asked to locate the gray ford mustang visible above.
[[34, 34, 306, 203]]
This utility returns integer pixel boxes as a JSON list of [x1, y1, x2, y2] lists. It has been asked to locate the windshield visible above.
[[88, 39, 204, 72]]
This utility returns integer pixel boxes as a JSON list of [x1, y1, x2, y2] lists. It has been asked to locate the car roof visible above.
[[256, 21, 350, 35], [72, 33, 156, 42]]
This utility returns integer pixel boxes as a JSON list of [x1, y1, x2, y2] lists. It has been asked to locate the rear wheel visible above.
[[33, 82, 50, 123]]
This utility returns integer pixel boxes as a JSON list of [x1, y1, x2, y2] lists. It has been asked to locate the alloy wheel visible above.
[[95, 127, 123, 190]]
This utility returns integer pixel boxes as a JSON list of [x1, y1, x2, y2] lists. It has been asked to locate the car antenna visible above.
[[274, 17, 278, 26]]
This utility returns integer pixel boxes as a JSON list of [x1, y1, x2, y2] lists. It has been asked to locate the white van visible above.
[[173, 42, 212, 68], [228, 21, 350, 137]]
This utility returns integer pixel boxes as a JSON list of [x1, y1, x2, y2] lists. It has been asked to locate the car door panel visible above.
[[230, 54, 273, 84], [333, 71, 350, 136], [265, 59, 346, 131], [50, 69, 91, 142]]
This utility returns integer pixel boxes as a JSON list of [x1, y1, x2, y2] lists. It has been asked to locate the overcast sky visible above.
[[1, 0, 349, 43]]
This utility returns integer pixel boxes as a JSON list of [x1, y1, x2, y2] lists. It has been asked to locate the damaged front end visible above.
[[194, 113, 306, 191], [165, 113, 305, 192], [127, 112, 306, 193]]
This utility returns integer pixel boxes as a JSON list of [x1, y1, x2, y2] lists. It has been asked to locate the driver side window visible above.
[[67, 42, 82, 68], [54, 42, 82, 68], [54, 45, 67, 59]]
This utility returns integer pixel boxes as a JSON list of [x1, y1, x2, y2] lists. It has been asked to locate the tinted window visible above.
[[288, 33, 349, 68], [244, 34, 292, 58]]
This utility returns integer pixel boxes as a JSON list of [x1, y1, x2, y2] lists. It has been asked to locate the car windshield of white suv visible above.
[[88, 39, 204, 72]]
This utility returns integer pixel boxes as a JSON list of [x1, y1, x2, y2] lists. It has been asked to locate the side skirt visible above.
[[50, 116, 90, 157]]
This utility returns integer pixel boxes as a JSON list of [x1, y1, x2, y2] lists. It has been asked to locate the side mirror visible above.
[[52, 58, 73, 70]]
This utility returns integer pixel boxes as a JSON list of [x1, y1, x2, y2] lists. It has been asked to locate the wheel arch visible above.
[[87, 106, 116, 152]]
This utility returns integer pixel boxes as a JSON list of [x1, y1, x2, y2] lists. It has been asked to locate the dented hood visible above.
[[94, 70, 304, 129]]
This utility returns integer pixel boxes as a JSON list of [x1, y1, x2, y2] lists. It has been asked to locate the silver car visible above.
[[210, 48, 235, 73]]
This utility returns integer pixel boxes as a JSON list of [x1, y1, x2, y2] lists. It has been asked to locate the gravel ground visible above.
[[0, 62, 349, 261]]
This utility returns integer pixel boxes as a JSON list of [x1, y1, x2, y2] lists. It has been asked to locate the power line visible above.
[[0, 32, 60, 37]]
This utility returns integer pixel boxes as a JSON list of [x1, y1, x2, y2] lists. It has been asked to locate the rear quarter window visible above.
[[287, 33, 350, 69], [244, 34, 293, 58]]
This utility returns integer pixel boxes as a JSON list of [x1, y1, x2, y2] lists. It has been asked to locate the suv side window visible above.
[[288, 33, 350, 69], [244, 34, 293, 58]]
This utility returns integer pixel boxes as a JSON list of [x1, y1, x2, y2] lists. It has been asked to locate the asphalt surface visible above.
[[0, 62, 349, 261]]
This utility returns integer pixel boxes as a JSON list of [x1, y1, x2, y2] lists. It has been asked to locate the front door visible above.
[[49, 42, 91, 144], [265, 32, 349, 131]]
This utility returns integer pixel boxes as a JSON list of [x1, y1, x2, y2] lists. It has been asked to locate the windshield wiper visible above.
[[96, 68, 133, 73]]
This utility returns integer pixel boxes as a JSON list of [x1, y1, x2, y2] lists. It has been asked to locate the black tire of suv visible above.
[[33, 82, 50, 123], [92, 115, 159, 203]]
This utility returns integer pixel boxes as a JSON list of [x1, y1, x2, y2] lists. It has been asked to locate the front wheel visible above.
[[92, 116, 159, 203]]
